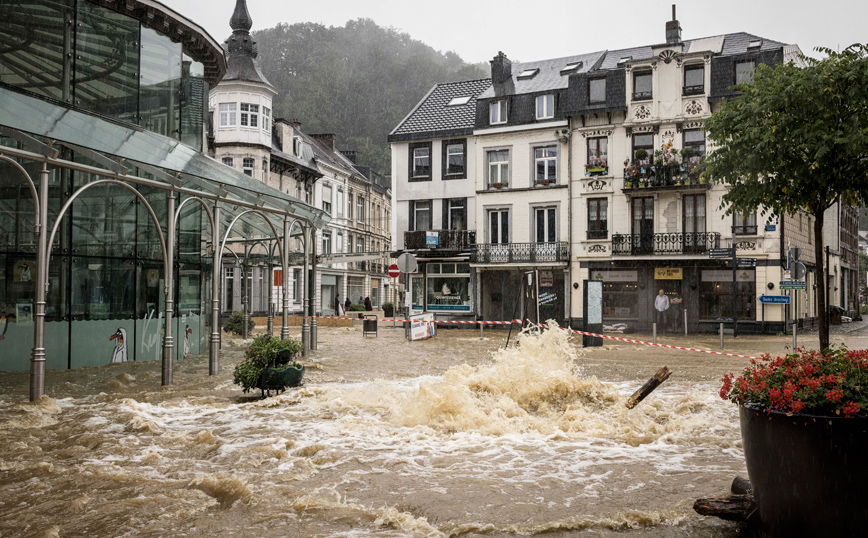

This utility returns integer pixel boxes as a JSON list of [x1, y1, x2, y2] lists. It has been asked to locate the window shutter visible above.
[[409, 201, 415, 231], [442, 199, 449, 230]]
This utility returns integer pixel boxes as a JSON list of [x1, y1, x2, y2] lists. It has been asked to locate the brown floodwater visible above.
[[1, 322, 865, 537]]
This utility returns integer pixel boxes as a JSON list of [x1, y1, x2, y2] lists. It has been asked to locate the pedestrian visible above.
[[655, 289, 670, 331], [364, 296, 372, 311], [345, 296, 351, 311], [359, 296, 364, 305], [334, 294, 342, 316]]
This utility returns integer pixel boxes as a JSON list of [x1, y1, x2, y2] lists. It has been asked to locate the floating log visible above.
[[693, 493, 757, 522], [625, 366, 672, 409]]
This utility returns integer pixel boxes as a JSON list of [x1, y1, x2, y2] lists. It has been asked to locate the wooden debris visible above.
[[625, 366, 672, 409], [693, 493, 757, 522]]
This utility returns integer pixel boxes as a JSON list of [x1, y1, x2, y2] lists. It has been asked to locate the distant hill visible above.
[[254, 19, 487, 174], [860, 207, 868, 230]]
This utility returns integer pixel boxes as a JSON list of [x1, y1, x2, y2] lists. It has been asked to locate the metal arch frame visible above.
[[0, 156, 40, 231], [245, 238, 278, 336]]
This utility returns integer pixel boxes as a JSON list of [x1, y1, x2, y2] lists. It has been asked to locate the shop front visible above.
[[407, 261, 475, 317]]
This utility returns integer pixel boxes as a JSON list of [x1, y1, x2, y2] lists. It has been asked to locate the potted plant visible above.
[[382, 302, 395, 317], [491, 182, 503, 189], [634, 149, 648, 165], [233, 333, 304, 397], [538, 179, 550, 186], [720, 347, 868, 537], [349, 303, 366, 318], [223, 310, 256, 335]]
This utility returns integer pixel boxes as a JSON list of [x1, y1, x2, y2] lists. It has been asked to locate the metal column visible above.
[[310, 227, 318, 350], [162, 192, 176, 386], [30, 163, 49, 401], [266, 242, 274, 335], [209, 204, 221, 375], [242, 244, 249, 339], [302, 225, 310, 356], [281, 218, 290, 339]]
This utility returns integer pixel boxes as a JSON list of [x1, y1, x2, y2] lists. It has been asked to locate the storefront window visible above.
[[592, 270, 639, 319], [426, 263, 471, 312], [699, 269, 755, 320], [411, 275, 424, 310]]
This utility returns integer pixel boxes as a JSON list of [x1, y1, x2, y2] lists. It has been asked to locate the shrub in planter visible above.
[[224, 310, 256, 335], [348, 304, 366, 312], [233, 334, 303, 394], [720, 347, 868, 536], [382, 302, 395, 317]]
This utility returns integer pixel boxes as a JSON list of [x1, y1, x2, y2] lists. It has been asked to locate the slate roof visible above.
[[388, 78, 491, 142], [478, 52, 604, 99]]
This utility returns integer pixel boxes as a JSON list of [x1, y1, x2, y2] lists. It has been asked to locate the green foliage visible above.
[[224, 311, 256, 335], [382, 302, 394, 309], [703, 44, 868, 350], [232, 334, 303, 393], [348, 304, 366, 312], [254, 19, 487, 172]]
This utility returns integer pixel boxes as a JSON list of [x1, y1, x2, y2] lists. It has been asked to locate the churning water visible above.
[[0, 325, 749, 537]]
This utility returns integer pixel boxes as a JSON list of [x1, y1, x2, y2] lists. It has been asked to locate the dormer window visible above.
[[589, 77, 606, 105], [560, 61, 582, 74], [535, 94, 554, 120], [490, 100, 508, 124], [617, 57, 632, 67], [447, 96, 471, 106], [735, 60, 756, 85], [633, 71, 652, 101], [517, 68, 539, 80], [293, 137, 302, 156], [748, 39, 762, 50]]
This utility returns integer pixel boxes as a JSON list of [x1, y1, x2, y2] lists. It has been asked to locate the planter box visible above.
[[257, 364, 305, 395], [740, 403, 868, 537]]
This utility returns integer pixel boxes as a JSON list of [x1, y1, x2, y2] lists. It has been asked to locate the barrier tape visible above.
[[310, 316, 759, 359]]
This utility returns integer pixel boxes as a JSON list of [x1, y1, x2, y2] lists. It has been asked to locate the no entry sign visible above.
[[387, 264, 400, 278]]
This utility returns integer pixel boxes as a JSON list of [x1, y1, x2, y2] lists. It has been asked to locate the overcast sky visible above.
[[172, 0, 866, 65]]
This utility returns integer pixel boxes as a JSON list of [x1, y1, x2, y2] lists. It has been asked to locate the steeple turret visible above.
[[221, 0, 273, 87]]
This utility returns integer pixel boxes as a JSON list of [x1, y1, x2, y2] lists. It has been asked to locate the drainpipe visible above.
[[561, 123, 573, 326]]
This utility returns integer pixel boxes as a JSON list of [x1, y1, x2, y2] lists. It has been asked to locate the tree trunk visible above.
[[813, 209, 829, 351]]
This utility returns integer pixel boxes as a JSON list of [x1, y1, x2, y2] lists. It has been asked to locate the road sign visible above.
[[736, 258, 757, 268], [794, 261, 807, 281], [780, 281, 806, 290], [758, 295, 791, 304], [709, 248, 732, 259], [387, 264, 400, 278], [783, 270, 791, 281], [396, 252, 418, 274]]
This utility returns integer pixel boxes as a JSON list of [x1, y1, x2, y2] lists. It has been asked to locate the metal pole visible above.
[[732, 225, 738, 338], [281, 218, 290, 340], [793, 321, 798, 350], [242, 244, 249, 340], [720, 322, 724, 350], [480, 322, 484, 338], [302, 225, 310, 356], [267, 243, 274, 336], [653, 322, 657, 344], [209, 204, 221, 375], [683, 309, 688, 335], [30, 163, 49, 401], [162, 192, 176, 386], [310, 227, 318, 350]]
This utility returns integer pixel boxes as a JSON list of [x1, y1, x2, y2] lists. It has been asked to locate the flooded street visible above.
[[1, 323, 865, 537]]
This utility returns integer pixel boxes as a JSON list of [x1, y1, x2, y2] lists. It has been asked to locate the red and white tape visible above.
[[315, 316, 521, 326]]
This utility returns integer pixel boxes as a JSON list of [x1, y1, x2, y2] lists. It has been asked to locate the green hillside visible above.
[[254, 19, 487, 173]]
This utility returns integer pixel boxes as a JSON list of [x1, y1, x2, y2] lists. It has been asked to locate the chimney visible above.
[[490, 51, 512, 84], [274, 118, 296, 154], [311, 133, 336, 151], [341, 149, 357, 164], [665, 4, 682, 44]]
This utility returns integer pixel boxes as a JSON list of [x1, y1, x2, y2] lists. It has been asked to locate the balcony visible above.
[[624, 158, 707, 191], [404, 229, 476, 251], [612, 232, 720, 256], [471, 242, 569, 264]]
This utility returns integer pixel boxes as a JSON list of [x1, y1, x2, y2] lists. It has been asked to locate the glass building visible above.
[[0, 0, 327, 398]]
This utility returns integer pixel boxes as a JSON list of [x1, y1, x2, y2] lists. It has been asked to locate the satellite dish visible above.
[[397, 252, 418, 274]]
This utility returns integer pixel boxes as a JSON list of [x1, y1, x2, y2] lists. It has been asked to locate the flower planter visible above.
[[538, 179, 550, 186], [739, 402, 868, 537], [491, 183, 503, 189], [258, 364, 305, 394]]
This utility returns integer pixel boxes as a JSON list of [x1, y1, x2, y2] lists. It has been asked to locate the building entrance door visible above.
[[655, 279, 682, 331]]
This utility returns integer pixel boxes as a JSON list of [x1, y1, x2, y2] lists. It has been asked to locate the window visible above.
[[589, 77, 606, 104], [489, 209, 509, 244], [426, 263, 472, 312], [337, 190, 344, 217], [487, 149, 510, 187], [683, 129, 706, 157], [586, 137, 608, 173], [322, 185, 333, 215], [735, 60, 756, 86], [293, 269, 301, 302], [446, 198, 466, 231], [442, 139, 466, 179], [262, 159, 268, 178], [347, 192, 353, 219], [748, 39, 762, 50], [535, 207, 557, 243], [535, 94, 554, 119], [322, 233, 331, 254], [633, 71, 652, 100], [447, 96, 471, 106], [560, 61, 582, 74], [222, 157, 234, 168], [735, 211, 757, 235], [632, 134, 654, 165], [295, 180, 302, 201], [517, 68, 539, 79], [357, 196, 365, 223], [683, 194, 707, 250], [534, 146, 557, 184], [700, 269, 755, 320], [490, 100, 508, 124], [409, 142, 431, 181], [632, 197, 654, 254], [304, 184, 312, 204], [336, 233, 343, 253], [262, 107, 271, 131], [242, 158, 254, 177], [684, 64, 704, 95], [588, 198, 608, 239], [411, 200, 431, 231], [240, 103, 259, 127], [293, 137, 303, 156], [219, 103, 236, 127]]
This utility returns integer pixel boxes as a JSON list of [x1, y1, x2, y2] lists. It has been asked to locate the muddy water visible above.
[[2, 324, 861, 537]]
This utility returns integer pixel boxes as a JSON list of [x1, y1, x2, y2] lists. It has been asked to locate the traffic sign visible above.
[[736, 258, 757, 268], [780, 281, 806, 290], [709, 248, 732, 259], [387, 264, 400, 278], [758, 295, 791, 304], [397, 252, 418, 274]]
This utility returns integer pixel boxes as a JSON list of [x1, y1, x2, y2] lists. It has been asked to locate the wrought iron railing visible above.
[[404, 229, 476, 250], [612, 232, 720, 255], [471, 242, 569, 263]]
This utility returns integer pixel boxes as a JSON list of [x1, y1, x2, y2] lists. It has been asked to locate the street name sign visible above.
[[780, 281, 806, 290], [736, 258, 757, 268], [759, 295, 791, 304], [709, 248, 732, 259]]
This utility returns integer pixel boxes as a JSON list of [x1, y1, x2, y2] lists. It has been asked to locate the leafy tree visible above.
[[254, 19, 486, 172], [704, 44, 868, 351]]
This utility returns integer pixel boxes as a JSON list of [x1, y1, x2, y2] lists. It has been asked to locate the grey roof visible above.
[[221, 0, 274, 89], [478, 52, 605, 99], [389, 78, 491, 140], [719, 32, 786, 56]]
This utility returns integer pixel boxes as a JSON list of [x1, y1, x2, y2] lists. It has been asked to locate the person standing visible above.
[[364, 296, 372, 311], [334, 294, 342, 316], [345, 296, 351, 311], [655, 289, 670, 331]]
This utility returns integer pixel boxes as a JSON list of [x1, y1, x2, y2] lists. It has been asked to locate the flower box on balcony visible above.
[[490, 182, 503, 189], [585, 165, 608, 177], [537, 179, 550, 186]]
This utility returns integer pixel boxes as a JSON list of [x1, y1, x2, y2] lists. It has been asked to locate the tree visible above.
[[704, 44, 868, 351]]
